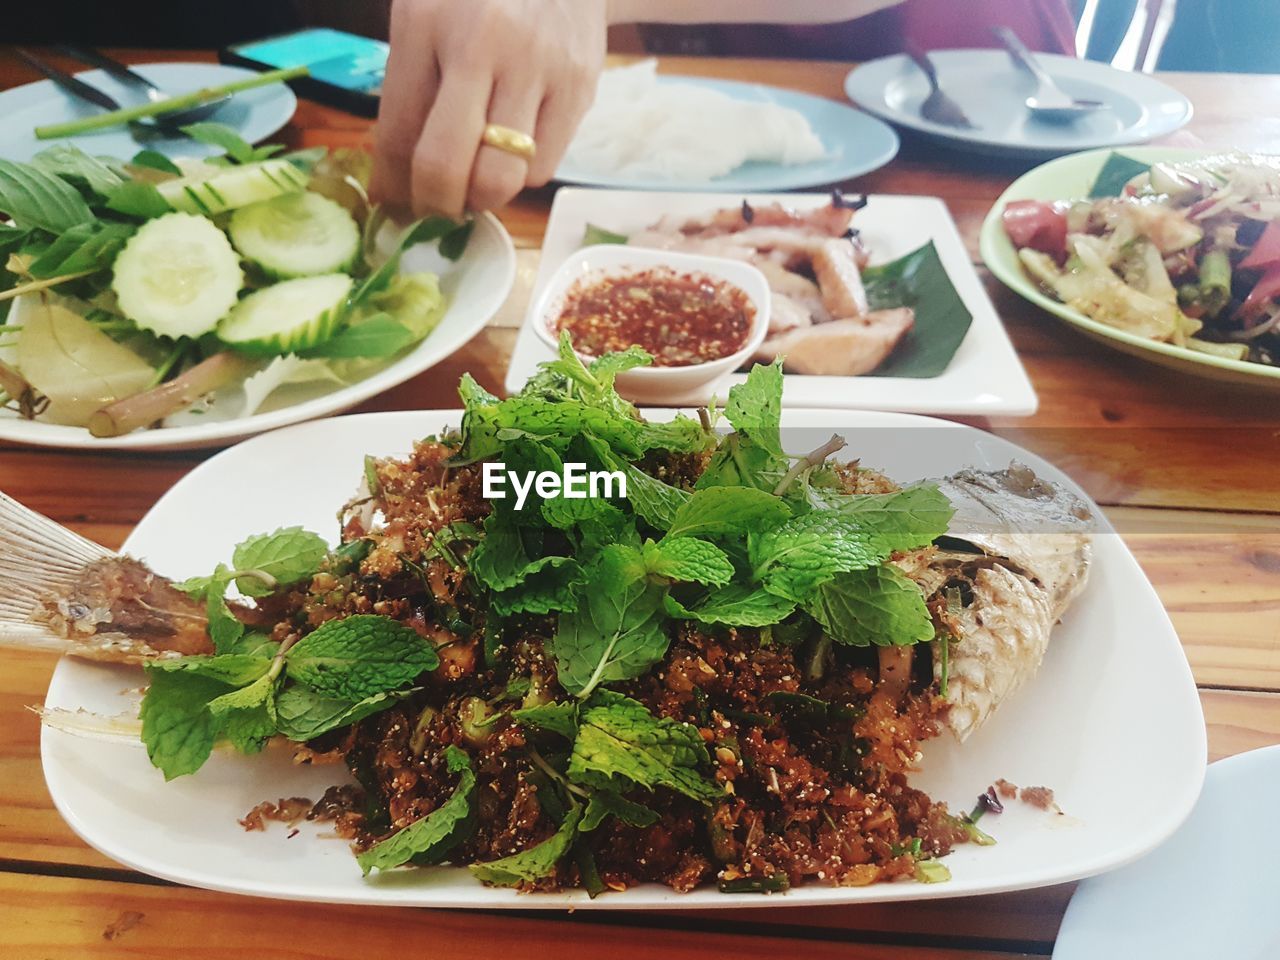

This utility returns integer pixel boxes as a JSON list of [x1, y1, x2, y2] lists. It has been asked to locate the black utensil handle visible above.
[[57, 45, 157, 93], [13, 48, 119, 111]]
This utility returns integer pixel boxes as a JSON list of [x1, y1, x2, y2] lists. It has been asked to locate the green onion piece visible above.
[[1198, 249, 1232, 317], [914, 859, 952, 883]]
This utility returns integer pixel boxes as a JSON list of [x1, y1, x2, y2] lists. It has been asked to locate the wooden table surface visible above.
[[2, 49, 1278, 959]]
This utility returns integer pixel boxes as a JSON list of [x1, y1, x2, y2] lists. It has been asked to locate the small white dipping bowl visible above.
[[531, 244, 771, 404]]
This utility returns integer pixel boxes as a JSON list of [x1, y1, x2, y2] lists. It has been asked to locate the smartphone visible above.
[[221, 27, 388, 118]]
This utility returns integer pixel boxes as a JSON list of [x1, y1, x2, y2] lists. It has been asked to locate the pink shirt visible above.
[[641, 0, 1077, 60]]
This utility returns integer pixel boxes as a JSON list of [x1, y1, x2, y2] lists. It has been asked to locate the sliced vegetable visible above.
[[157, 158, 309, 216], [89, 351, 255, 437], [229, 191, 361, 279], [110, 213, 244, 339], [1001, 199, 1067, 262], [1238, 219, 1280, 271], [217, 273, 353, 357]]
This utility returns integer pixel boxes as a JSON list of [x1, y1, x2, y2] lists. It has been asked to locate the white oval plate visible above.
[[0, 214, 514, 451], [980, 146, 1280, 387], [41, 408, 1204, 908], [844, 51, 1192, 159], [0, 62, 297, 163], [1054, 745, 1280, 959]]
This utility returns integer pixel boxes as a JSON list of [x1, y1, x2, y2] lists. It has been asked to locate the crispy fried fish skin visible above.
[[898, 463, 1094, 741]]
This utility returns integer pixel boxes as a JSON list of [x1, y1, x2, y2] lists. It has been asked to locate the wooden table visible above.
[[2, 50, 1279, 959]]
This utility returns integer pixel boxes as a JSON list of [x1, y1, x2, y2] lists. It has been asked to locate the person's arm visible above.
[[606, 0, 903, 25]]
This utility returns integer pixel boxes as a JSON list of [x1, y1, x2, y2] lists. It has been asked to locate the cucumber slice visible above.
[[158, 159, 310, 216], [111, 212, 244, 339], [218, 273, 354, 357], [229, 191, 361, 279]]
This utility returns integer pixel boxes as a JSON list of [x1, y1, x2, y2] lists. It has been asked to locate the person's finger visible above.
[[370, 4, 440, 207], [410, 67, 493, 218], [467, 77, 542, 212], [527, 78, 594, 187]]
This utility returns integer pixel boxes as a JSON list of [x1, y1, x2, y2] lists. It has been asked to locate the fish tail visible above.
[[0, 491, 111, 655]]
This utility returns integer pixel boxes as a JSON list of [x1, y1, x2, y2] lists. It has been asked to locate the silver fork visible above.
[[905, 47, 976, 130]]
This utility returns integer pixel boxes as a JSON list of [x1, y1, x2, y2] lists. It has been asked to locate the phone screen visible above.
[[233, 28, 388, 95]]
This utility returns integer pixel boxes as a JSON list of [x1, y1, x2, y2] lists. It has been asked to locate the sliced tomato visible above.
[[1002, 200, 1068, 262], [1239, 220, 1280, 271], [1239, 263, 1280, 323]]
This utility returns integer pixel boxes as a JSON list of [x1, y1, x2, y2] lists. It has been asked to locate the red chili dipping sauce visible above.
[[554, 267, 755, 366]]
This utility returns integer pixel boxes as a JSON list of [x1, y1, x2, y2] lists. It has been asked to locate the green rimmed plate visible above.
[[980, 146, 1280, 386]]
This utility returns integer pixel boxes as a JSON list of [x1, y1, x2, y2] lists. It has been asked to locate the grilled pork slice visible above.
[[755, 308, 914, 376]]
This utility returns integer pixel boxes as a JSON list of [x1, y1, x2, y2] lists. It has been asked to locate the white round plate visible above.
[[1054, 745, 1280, 959], [0, 62, 298, 163], [0, 214, 515, 451], [41, 408, 1204, 908], [844, 51, 1192, 158], [556, 76, 899, 191]]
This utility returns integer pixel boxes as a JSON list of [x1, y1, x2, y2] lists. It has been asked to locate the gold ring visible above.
[[482, 123, 536, 161]]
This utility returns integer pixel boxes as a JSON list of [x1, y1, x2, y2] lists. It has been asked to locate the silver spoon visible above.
[[56, 45, 230, 129], [992, 27, 1105, 122]]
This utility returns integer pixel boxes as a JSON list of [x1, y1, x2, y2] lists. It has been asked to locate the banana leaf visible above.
[[862, 241, 971, 379], [1088, 152, 1152, 198]]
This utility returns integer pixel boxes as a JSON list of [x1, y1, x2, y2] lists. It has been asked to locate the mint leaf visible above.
[[552, 547, 668, 698], [664, 584, 797, 627], [207, 673, 278, 754], [206, 578, 245, 654], [831, 483, 954, 552], [610, 458, 690, 531], [567, 692, 721, 803], [490, 556, 583, 616], [512, 701, 579, 739], [581, 790, 658, 831], [665, 486, 790, 540], [806, 564, 934, 647], [276, 685, 411, 741], [0, 157, 95, 233], [644, 537, 733, 586], [468, 513, 543, 591], [146, 654, 272, 687], [359, 746, 476, 874], [541, 493, 620, 530], [470, 805, 582, 886], [139, 668, 233, 780], [231, 527, 329, 597], [749, 511, 881, 601], [302, 314, 415, 359], [722, 360, 784, 458], [285, 614, 440, 700], [696, 432, 785, 493], [104, 181, 171, 219]]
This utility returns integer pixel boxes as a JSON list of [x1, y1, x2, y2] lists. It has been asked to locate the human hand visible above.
[[370, 0, 607, 217]]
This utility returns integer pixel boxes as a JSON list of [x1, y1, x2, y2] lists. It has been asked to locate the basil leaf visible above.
[[179, 122, 257, 163], [301, 314, 416, 359], [104, 181, 172, 219], [30, 144, 124, 197], [358, 746, 476, 874], [285, 614, 440, 700], [130, 149, 182, 175]]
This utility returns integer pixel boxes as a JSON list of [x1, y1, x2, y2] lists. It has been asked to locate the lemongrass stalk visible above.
[[35, 66, 309, 139], [0, 270, 96, 303], [89, 350, 254, 437]]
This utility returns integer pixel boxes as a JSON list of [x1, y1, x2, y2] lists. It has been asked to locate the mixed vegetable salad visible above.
[[1004, 152, 1280, 367], [0, 124, 472, 436]]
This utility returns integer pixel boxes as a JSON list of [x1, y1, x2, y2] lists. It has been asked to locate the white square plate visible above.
[[41, 408, 1203, 908], [505, 189, 1037, 415]]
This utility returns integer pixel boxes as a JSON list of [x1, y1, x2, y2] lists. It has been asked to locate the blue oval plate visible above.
[[0, 62, 298, 163], [555, 76, 899, 192], [845, 51, 1192, 159]]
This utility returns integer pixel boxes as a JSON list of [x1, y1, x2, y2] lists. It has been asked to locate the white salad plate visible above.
[[555, 77, 900, 192], [0, 214, 514, 451], [1054, 745, 1280, 959], [41, 407, 1205, 909], [844, 51, 1192, 159], [505, 188, 1038, 415], [0, 62, 298, 164]]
